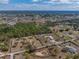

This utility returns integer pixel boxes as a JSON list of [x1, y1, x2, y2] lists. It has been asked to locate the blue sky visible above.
[[0, 0, 79, 10]]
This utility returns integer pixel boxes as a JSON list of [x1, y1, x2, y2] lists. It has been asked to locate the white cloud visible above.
[[60, 0, 69, 2], [33, 0, 39, 2], [0, 0, 9, 4], [1, 0, 79, 10], [35, 0, 79, 3]]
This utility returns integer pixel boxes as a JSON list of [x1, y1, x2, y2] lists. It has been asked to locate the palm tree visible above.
[[65, 54, 73, 59]]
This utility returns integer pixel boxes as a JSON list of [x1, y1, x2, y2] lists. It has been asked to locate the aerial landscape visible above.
[[0, 0, 79, 59]]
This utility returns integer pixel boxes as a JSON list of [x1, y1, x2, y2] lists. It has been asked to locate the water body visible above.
[[0, 11, 79, 15]]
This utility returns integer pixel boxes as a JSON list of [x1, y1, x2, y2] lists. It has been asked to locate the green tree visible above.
[[73, 54, 79, 59]]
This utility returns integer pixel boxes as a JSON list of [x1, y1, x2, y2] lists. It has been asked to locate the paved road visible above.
[[0, 37, 77, 59], [0, 50, 26, 59]]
